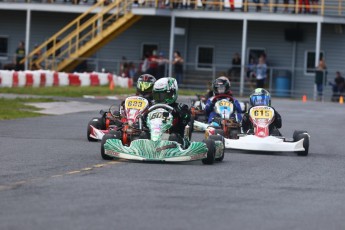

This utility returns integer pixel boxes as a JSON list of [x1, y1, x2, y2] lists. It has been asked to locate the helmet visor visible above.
[[215, 85, 226, 94], [153, 91, 174, 103], [251, 95, 269, 106], [137, 82, 153, 93]]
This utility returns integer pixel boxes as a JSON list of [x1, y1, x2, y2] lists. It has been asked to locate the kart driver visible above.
[[205, 76, 243, 125], [110, 74, 156, 125], [152, 77, 191, 148], [241, 88, 282, 135]]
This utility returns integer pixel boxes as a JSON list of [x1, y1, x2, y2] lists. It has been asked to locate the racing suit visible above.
[[205, 93, 243, 124], [168, 102, 191, 148], [241, 107, 282, 135]]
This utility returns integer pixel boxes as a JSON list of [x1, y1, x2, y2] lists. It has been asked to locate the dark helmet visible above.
[[212, 76, 231, 95], [136, 74, 156, 99], [249, 88, 271, 106]]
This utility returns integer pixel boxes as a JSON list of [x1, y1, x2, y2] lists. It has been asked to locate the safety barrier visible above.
[[0, 70, 133, 88]]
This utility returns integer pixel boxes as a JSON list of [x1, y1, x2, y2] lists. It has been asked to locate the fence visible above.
[[1, 56, 342, 102]]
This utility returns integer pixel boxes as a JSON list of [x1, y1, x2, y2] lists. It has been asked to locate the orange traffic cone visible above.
[[302, 95, 307, 103], [339, 96, 344, 104], [109, 79, 114, 91]]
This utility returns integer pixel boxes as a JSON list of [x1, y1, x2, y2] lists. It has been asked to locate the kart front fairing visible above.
[[103, 139, 208, 162], [224, 135, 306, 152]]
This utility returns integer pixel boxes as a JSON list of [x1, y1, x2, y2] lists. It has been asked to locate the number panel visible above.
[[250, 106, 274, 119], [125, 97, 148, 110]]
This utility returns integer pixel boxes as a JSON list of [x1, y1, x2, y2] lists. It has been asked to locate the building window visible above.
[[305, 51, 324, 74], [247, 48, 266, 64], [197, 46, 214, 69], [141, 43, 158, 59], [0, 37, 8, 57]]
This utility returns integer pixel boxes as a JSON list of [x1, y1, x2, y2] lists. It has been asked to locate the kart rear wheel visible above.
[[101, 133, 120, 160], [294, 133, 310, 156], [87, 117, 102, 142], [229, 129, 239, 139], [209, 135, 225, 162], [202, 139, 215, 165]]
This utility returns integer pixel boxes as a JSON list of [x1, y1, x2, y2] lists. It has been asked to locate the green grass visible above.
[[0, 98, 55, 120], [0, 86, 204, 97], [0, 86, 136, 98]]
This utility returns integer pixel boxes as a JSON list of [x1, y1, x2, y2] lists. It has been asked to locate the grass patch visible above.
[[0, 86, 136, 97], [0, 98, 55, 120], [0, 86, 204, 97]]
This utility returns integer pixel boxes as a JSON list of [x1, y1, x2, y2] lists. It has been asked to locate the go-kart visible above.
[[87, 96, 150, 144], [193, 98, 242, 140], [190, 94, 249, 124], [225, 105, 310, 156], [101, 103, 225, 164]]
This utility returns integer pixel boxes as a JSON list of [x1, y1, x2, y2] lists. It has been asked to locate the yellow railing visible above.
[[23, 0, 134, 71]]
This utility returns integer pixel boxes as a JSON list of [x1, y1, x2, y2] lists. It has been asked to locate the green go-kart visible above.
[[101, 104, 225, 164]]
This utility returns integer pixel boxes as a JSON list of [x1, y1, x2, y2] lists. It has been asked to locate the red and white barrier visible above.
[[0, 70, 133, 88]]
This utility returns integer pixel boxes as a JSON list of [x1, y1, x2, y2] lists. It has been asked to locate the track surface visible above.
[[0, 97, 345, 230]]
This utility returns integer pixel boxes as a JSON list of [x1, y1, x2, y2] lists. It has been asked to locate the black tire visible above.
[[209, 135, 225, 162], [295, 133, 310, 156], [87, 117, 102, 142], [293, 130, 308, 141], [101, 133, 121, 160], [229, 129, 238, 139], [202, 139, 216, 165]]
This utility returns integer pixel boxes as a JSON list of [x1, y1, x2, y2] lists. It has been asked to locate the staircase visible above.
[[22, 0, 141, 72]]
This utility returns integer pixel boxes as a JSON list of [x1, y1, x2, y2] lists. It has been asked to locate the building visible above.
[[1, 0, 345, 99]]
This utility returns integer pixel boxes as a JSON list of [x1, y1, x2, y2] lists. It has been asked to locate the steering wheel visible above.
[[148, 104, 174, 113]]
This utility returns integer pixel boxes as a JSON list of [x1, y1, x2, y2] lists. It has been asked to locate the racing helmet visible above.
[[249, 88, 271, 106], [136, 74, 156, 99], [152, 77, 178, 104], [212, 76, 231, 95]]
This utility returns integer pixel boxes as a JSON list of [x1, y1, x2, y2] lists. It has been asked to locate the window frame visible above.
[[247, 47, 266, 65], [304, 50, 324, 76], [196, 45, 214, 70], [141, 43, 159, 59], [0, 36, 9, 60]]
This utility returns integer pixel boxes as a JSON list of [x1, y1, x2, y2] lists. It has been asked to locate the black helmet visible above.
[[249, 88, 271, 106], [136, 74, 156, 99], [212, 76, 231, 95]]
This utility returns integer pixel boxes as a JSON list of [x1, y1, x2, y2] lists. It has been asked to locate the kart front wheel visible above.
[[101, 133, 120, 160], [202, 139, 216, 165], [293, 130, 309, 156], [87, 117, 102, 142], [209, 135, 225, 162]]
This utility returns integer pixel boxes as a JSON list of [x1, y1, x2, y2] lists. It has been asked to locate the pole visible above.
[[240, 19, 248, 97], [168, 14, 175, 77], [25, 9, 31, 70]]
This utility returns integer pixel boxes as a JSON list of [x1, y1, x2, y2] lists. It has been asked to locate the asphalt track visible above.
[[0, 96, 345, 230]]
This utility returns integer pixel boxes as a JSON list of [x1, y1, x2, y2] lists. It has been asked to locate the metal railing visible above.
[[5, 55, 342, 102], [20, 0, 136, 72]]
